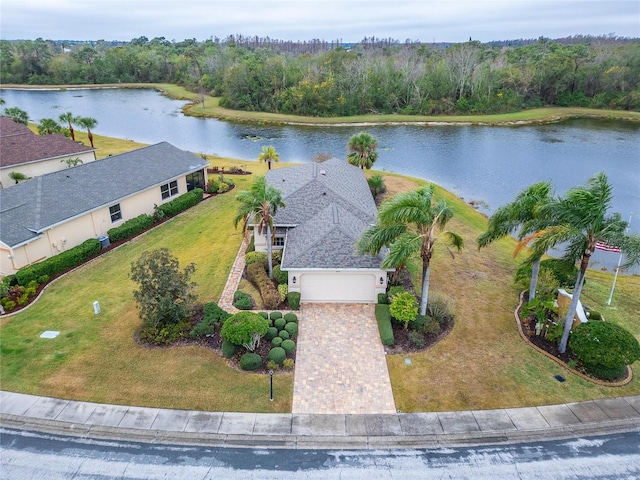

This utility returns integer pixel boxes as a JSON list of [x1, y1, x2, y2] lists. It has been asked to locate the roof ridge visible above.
[[33, 176, 43, 231]]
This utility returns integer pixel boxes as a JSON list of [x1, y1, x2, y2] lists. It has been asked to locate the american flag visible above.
[[595, 241, 621, 253]]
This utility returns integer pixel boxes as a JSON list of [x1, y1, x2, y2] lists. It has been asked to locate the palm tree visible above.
[[59, 112, 78, 141], [9, 171, 30, 184], [524, 172, 640, 353], [234, 176, 285, 278], [358, 184, 464, 315], [258, 145, 279, 170], [4, 107, 29, 125], [37, 118, 62, 135], [77, 116, 98, 148], [477, 181, 553, 301], [347, 132, 379, 169]]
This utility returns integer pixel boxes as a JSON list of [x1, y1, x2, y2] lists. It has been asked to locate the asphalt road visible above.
[[2, 427, 639, 479]]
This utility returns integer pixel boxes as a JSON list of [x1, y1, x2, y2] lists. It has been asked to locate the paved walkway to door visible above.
[[292, 303, 396, 415]]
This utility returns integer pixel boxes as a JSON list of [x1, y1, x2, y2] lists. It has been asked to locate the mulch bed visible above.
[[384, 318, 454, 355]]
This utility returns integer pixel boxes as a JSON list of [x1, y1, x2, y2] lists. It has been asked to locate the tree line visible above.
[[1, 35, 639, 115]]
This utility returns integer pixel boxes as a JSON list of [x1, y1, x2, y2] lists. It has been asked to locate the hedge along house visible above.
[[0, 116, 97, 189], [0, 142, 208, 277], [255, 159, 391, 303]]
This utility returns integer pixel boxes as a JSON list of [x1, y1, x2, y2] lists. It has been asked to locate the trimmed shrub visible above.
[[268, 347, 286, 365], [266, 318, 273, 327], [245, 251, 268, 266], [389, 292, 418, 329], [217, 182, 230, 193], [221, 339, 238, 358], [272, 250, 282, 264], [283, 313, 298, 323], [273, 265, 288, 285], [266, 360, 280, 371], [16, 238, 100, 285], [284, 322, 298, 336], [155, 188, 203, 218], [378, 293, 389, 305], [375, 304, 394, 346], [277, 284, 288, 302], [288, 292, 301, 310], [272, 336, 283, 347], [569, 321, 640, 379], [278, 330, 290, 340], [107, 214, 153, 242], [270, 311, 283, 320], [246, 262, 280, 309], [387, 286, 405, 299], [409, 314, 427, 330], [274, 318, 286, 330], [258, 311, 269, 319], [246, 234, 255, 253], [221, 311, 269, 351], [240, 353, 262, 371], [264, 326, 279, 341], [422, 316, 441, 336], [37, 274, 49, 284], [189, 320, 216, 338], [233, 290, 253, 310], [204, 302, 231, 325], [282, 358, 294, 370], [281, 339, 296, 354]]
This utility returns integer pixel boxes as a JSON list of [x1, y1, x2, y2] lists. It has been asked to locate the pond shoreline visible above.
[[3, 83, 640, 127]]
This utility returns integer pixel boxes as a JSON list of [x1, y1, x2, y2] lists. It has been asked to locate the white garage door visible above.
[[300, 272, 376, 303]]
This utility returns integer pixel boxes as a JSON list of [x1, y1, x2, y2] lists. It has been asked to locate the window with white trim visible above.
[[109, 204, 122, 222], [161, 180, 179, 200]]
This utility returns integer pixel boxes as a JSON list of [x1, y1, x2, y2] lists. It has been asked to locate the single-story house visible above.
[[0, 116, 97, 189], [0, 142, 208, 276], [254, 159, 390, 303]]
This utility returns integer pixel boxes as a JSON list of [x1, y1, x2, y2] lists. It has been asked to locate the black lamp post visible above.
[[269, 370, 274, 401]]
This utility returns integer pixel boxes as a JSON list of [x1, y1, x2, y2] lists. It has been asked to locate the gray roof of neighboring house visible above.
[[0, 142, 208, 248], [0, 116, 95, 168], [266, 159, 385, 270]]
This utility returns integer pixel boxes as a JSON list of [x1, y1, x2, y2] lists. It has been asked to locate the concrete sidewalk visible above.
[[2, 391, 639, 449]]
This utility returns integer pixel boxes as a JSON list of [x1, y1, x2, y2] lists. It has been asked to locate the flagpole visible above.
[[607, 213, 632, 306]]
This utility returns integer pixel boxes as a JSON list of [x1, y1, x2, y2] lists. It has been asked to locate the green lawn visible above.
[[1, 136, 638, 413]]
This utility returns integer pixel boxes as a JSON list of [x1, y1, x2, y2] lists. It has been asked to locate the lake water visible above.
[[2, 87, 639, 270]]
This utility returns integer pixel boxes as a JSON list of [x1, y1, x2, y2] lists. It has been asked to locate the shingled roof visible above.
[[265, 159, 385, 270], [0, 142, 208, 248], [0, 116, 95, 168]]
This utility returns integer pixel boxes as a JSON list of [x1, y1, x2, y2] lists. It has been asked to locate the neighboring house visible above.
[[255, 159, 390, 303], [0, 142, 208, 276], [0, 116, 97, 189]]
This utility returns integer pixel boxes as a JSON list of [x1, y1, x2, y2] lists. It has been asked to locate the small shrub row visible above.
[[287, 292, 301, 310], [233, 290, 253, 310], [155, 188, 203, 219], [189, 302, 232, 339], [273, 265, 288, 285], [245, 251, 268, 265], [246, 262, 280, 309], [16, 238, 100, 286], [375, 304, 395, 346], [107, 214, 153, 242]]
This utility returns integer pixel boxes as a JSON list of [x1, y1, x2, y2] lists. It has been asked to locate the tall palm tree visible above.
[[477, 181, 553, 301], [347, 132, 379, 169], [4, 107, 29, 125], [234, 176, 285, 278], [258, 145, 279, 170], [77, 116, 98, 148], [59, 112, 78, 141], [524, 172, 640, 353], [358, 184, 464, 315]]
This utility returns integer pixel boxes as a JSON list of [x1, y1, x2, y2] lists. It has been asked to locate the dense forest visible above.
[[1, 35, 639, 116]]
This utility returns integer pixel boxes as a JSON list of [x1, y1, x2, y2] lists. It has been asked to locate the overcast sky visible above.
[[1, 0, 638, 43]]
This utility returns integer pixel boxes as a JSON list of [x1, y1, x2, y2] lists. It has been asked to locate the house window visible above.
[[161, 180, 179, 200], [274, 236, 285, 247], [109, 204, 122, 222], [186, 170, 205, 191]]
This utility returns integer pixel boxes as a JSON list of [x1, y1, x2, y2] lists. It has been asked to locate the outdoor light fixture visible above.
[[380, 276, 384, 285], [292, 276, 297, 284]]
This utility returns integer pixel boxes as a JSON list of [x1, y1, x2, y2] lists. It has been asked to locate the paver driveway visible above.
[[292, 303, 396, 414]]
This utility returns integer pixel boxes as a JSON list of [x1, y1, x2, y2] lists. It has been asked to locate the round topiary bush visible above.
[[258, 312, 269, 319], [221, 311, 269, 351], [264, 326, 279, 341], [274, 318, 286, 329], [239, 353, 262, 371], [221, 339, 238, 358], [283, 313, 298, 323], [270, 311, 283, 320], [268, 347, 287, 365], [279, 330, 290, 340], [281, 339, 296, 354], [272, 336, 283, 347], [284, 322, 298, 336], [569, 321, 640, 380]]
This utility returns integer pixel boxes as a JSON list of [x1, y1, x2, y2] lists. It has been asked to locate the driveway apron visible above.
[[292, 303, 396, 414]]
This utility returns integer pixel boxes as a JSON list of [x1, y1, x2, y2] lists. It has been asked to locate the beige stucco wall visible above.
[[0, 173, 193, 277], [0, 151, 97, 189]]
